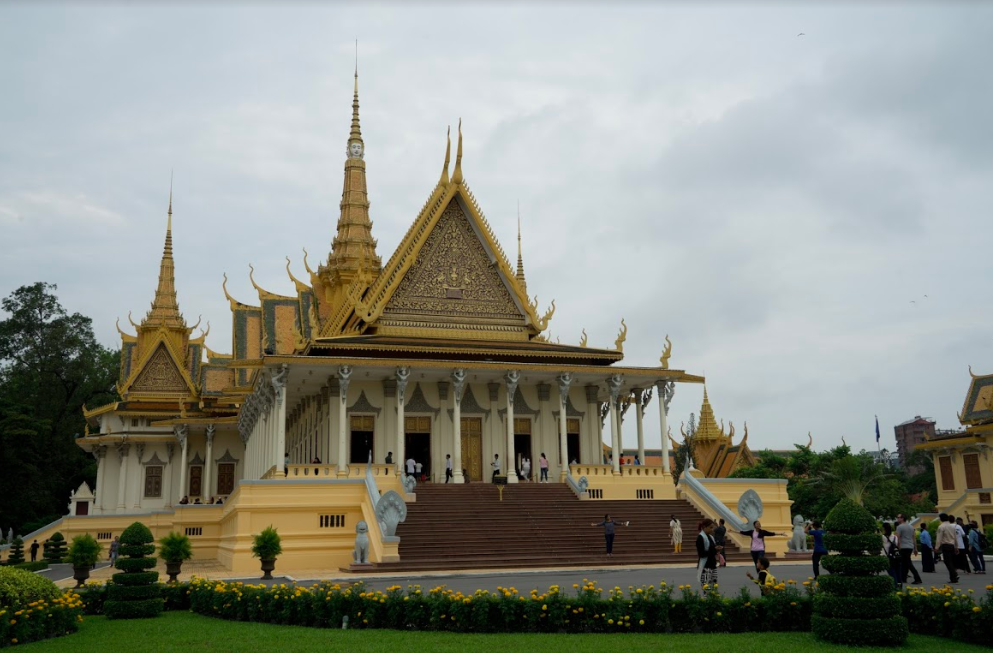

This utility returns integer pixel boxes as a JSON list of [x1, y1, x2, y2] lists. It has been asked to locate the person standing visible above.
[[445, 454, 453, 483], [284, 452, 290, 476], [30, 540, 39, 562], [739, 520, 785, 569], [539, 453, 549, 483], [919, 522, 935, 573], [385, 452, 393, 465], [806, 520, 828, 578], [415, 460, 423, 481], [967, 521, 987, 574], [405, 456, 415, 478], [521, 457, 531, 482], [951, 515, 972, 573], [713, 519, 727, 567], [109, 536, 120, 566], [592, 514, 627, 557], [491, 454, 501, 482], [696, 519, 720, 587], [935, 513, 960, 584], [882, 522, 901, 586], [746, 557, 777, 595], [896, 514, 923, 585], [670, 515, 683, 553]]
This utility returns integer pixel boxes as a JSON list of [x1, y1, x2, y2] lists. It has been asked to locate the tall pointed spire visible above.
[[451, 119, 464, 184], [695, 386, 722, 441], [145, 178, 185, 329], [516, 201, 527, 292], [324, 59, 381, 294], [439, 126, 451, 185]]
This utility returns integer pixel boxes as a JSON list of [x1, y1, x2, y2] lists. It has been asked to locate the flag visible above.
[[875, 416, 881, 444]]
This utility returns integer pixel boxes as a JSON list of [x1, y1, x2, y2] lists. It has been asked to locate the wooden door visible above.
[[461, 417, 483, 482], [189, 466, 203, 497], [939, 456, 954, 491], [964, 454, 983, 489], [217, 463, 235, 495], [76, 501, 89, 516]]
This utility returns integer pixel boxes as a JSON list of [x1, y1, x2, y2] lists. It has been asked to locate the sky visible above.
[[1, 2, 991, 455]]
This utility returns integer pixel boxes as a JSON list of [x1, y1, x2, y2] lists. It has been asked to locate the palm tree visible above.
[[814, 455, 890, 505]]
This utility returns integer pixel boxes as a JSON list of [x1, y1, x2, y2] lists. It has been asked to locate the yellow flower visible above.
[[608, 619, 614, 624], [973, 607, 982, 613], [944, 602, 950, 607], [639, 619, 645, 625]]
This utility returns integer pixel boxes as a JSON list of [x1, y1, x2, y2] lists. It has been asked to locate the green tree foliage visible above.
[[0, 283, 119, 534], [730, 443, 935, 521], [43, 532, 67, 564]]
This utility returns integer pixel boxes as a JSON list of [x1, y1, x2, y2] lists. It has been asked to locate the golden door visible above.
[[461, 417, 483, 482]]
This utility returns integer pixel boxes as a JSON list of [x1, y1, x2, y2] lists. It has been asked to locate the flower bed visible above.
[[899, 584, 993, 647], [0, 592, 84, 648]]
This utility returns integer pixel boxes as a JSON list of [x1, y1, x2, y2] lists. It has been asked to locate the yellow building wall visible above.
[[569, 464, 678, 500]]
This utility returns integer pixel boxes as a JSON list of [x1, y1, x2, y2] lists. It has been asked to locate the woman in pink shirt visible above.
[[739, 520, 786, 569], [539, 453, 549, 483]]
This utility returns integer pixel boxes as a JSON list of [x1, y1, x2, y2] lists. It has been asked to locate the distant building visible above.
[[894, 416, 935, 472], [870, 449, 900, 469]]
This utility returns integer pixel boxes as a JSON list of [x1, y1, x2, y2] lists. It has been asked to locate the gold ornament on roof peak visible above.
[[439, 126, 451, 185], [579, 328, 588, 348], [143, 183, 186, 330], [660, 334, 672, 369], [614, 318, 627, 352], [452, 119, 464, 185]]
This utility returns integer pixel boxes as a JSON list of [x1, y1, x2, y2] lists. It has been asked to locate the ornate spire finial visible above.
[[516, 201, 527, 292], [439, 126, 451, 185], [347, 44, 364, 158], [144, 178, 184, 328], [167, 170, 173, 232], [452, 118, 464, 184]]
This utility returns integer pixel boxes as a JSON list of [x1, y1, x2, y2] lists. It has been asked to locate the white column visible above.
[[656, 381, 675, 473], [557, 373, 573, 481], [132, 443, 144, 509], [337, 366, 351, 476], [115, 443, 129, 510], [204, 425, 215, 499], [396, 368, 409, 475], [176, 426, 189, 500], [504, 370, 520, 483], [633, 388, 646, 466], [607, 374, 623, 474], [93, 447, 107, 513], [272, 365, 288, 477], [451, 369, 466, 483], [164, 443, 175, 508]]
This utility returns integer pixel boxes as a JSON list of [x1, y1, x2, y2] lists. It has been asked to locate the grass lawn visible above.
[[17, 611, 991, 652]]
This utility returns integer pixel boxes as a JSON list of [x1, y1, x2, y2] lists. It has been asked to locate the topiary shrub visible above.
[[103, 521, 162, 619], [7, 536, 25, 565], [812, 498, 908, 646], [0, 566, 61, 609], [44, 532, 67, 564]]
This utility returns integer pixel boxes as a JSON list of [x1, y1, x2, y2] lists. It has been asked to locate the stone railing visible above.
[[678, 471, 749, 531], [349, 464, 397, 479], [284, 464, 337, 478], [570, 464, 613, 476]]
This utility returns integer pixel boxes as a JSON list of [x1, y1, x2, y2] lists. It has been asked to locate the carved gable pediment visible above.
[[379, 200, 526, 334], [130, 343, 190, 395]]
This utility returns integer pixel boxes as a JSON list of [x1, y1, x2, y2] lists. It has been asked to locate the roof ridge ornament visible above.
[[660, 334, 672, 369], [451, 119, 464, 184], [439, 126, 451, 185], [516, 201, 527, 292], [614, 318, 627, 352]]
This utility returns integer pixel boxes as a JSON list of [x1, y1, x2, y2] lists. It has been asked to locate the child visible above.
[[746, 557, 777, 595]]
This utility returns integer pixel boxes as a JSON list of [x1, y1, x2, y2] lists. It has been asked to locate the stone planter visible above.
[[260, 558, 276, 580], [165, 560, 183, 583], [72, 565, 90, 588]]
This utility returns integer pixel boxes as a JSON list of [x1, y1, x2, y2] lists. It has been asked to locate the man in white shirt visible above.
[[445, 454, 453, 483], [415, 461, 423, 479], [521, 457, 531, 482], [952, 515, 972, 573], [491, 454, 501, 482], [405, 457, 415, 477]]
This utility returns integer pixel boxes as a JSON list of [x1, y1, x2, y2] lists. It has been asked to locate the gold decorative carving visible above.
[[660, 334, 672, 369], [130, 344, 188, 394], [615, 318, 627, 352], [383, 203, 523, 322], [579, 328, 587, 348]]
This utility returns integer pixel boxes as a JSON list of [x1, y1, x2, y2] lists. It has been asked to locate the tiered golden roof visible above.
[[674, 387, 756, 478]]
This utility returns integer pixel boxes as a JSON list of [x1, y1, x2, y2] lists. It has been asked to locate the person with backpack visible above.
[[967, 520, 987, 574], [896, 513, 923, 585], [882, 522, 901, 586], [696, 518, 721, 587], [919, 522, 935, 573], [746, 557, 777, 595]]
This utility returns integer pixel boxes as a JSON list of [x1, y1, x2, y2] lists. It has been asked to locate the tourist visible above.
[[919, 522, 935, 573], [805, 520, 827, 578], [405, 456, 415, 478], [539, 453, 549, 483], [591, 513, 628, 557], [194, 497, 202, 505], [935, 513, 960, 584], [739, 520, 785, 569], [215, 497, 224, 505], [385, 451, 393, 465], [445, 454, 453, 483], [670, 515, 683, 553], [284, 452, 289, 475], [895, 514, 923, 585], [967, 520, 986, 574], [521, 456, 531, 482], [696, 518, 720, 587], [415, 461, 423, 481], [713, 519, 727, 567], [491, 454, 501, 482], [109, 536, 120, 565], [950, 515, 971, 573], [746, 557, 776, 595], [179, 495, 189, 505], [30, 539, 39, 562], [882, 522, 901, 586]]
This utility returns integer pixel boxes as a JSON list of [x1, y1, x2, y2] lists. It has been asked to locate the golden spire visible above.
[[451, 119, 464, 184], [516, 202, 527, 292], [144, 179, 185, 329], [695, 386, 723, 441], [439, 126, 451, 185], [348, 41, 362, 151]]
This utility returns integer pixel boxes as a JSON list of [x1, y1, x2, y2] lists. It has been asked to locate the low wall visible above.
[[569, 465, 678, 500]]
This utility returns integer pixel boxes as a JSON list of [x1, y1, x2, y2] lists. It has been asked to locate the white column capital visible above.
[[607, 374, 624, 402], [451, 368, 466, 403], [396, 366, 410, 400]]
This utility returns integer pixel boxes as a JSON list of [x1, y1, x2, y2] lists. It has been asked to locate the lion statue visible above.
[[787, 514, 808, 552], [353, 520, 370, 564]]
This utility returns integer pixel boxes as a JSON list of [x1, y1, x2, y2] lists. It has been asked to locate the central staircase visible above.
[[372, 482, 750, 572]]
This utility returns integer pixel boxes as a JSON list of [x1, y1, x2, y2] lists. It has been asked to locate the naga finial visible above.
[[579, 328, 588, 348], [222, 273, 237, 304], [728, 421, 735, 441], [969, 365, 980, 379], [536, 299, 556, 331], [807, 431, 813, 448], [614, 318, 627, 352], [451, 119, 464, 184], [841, 435, 848, 447], [248, 264, 262, 293], [127, 311, 140, 329], [200, 321, 210, 339], [302, 248, 316, 276], [660, 334, 672, 369], [115, 318, 134, 338], [439, 125, 451, 185]]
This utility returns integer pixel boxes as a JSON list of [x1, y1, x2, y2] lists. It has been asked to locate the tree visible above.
[[0, 283, 118, 534], [814, 454, 890, 506]]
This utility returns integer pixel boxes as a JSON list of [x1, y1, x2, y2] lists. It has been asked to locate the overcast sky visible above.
[[1, 2, 991, 455]]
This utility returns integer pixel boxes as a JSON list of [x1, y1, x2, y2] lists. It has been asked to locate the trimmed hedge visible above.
[[823, 499, 876, 534], [7, 537, 25, 565], [822, 533, 882, 555], [819, 555, 890, 575], [815, 575, 895, 598], [13, 561, 49, 572], [812, 594, 901, 619], [44, 532, 67, 564], [811, 615, 909, 647], [0, 567, 62, 609], [0, 589, 83, 647], [78, 582, 190, 616], [104, 521, 162, 620]]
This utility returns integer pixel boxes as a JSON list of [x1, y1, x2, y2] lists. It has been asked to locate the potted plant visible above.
[[251, 525, 282, 580], [158, 531, 193, 582], [67, 534, 102, 588]]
